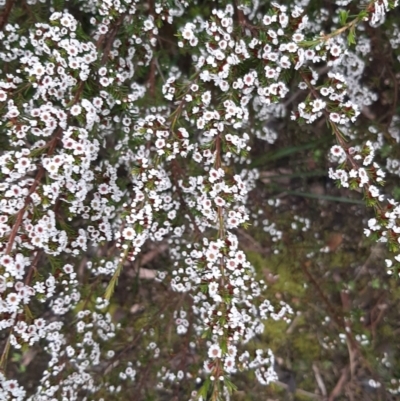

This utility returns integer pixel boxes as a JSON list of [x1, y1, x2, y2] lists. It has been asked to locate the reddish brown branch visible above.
[[301, 261, 347, 331], [101, 14, 126, 65], [5, 168, 44, 255], [0, 0, 15, 31], [5, 9, 130, 256], [328, 365, 349, 401], [24, 251, 41, 285], [5, 128, 62, 255]]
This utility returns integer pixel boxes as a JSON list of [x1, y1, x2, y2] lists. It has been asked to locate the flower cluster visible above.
[[0, 0, 400, 400]]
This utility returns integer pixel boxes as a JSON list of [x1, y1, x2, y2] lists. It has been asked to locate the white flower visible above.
[[320, 87, 330, 96], [286, 42, 298, 53], [329, 112, 340, 123], [201, 91, 211, 105], [98, 67, 107, 76], [243, 73, 255, 86], [208, 343, 222, 359], [6, 293, 20, 310], [312, 99, 326, 113], [98, 24, 108, 34], [45, 162, 59, 175], [209, 282, 218, 295], [205, 248, 218, 262], [200, 68, 212, 81], [100, 77, 110, 87], [358, 168, 369, 186], [330, 145, 346, 163], [143, 19, 154, 31], [190, 37, 198, 47], [330, 45, 341, 57], [196, 118, 205, 129], [363, 155, 373, 166], [214, 196, 226, 207], [70, 105, 82, 116], [155, 138, 165, 149], [263, 15, 276, 25], [93, 97, 103, 109], [369, 185, 380, 198], [219, 40, 227, 50], [279, 55, 291, 69], [122, 227, 135, 240], [182, 27, 194, 40], [219, 80, 229, 92], [292, 33, 304, 42], [305, 49, 315, 60], [279, 13, 289, 28]]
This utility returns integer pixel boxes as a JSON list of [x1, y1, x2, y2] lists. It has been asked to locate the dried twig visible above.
[[313, 363, 327, 397], [328, 366, 349, 401]]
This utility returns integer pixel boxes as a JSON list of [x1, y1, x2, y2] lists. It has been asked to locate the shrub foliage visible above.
[[1, 0, 400, 400]]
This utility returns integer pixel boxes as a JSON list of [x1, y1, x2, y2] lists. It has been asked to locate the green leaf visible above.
[[198, 378, 211, 397], [339, 10, 349, 25], [250, 139, 324, 168], [105, 248, 128, 300], [347, 26, 356, 46], [223, 376, 238, 392]]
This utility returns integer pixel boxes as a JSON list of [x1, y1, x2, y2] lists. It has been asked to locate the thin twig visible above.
[[312, 363, 327, 397], [24, 250, 41, 285], [328, 366, 349, 401], [101, 14, 126, 65], [5, 128, 62, 254]]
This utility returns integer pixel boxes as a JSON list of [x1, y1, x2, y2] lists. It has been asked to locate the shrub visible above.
[[0, 0, 400, 400]]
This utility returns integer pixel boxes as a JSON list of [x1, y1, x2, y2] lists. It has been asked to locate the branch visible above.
[[4, 128, 62, 255], [101, 14, 126, 65], [328, 365, 349, 401], [0, 0, 15, 31]]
